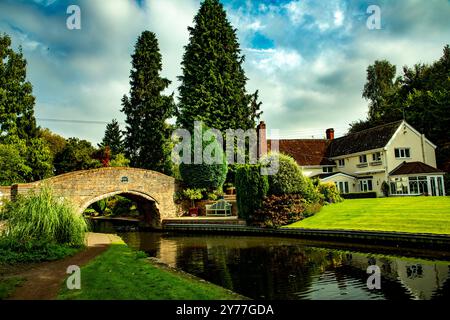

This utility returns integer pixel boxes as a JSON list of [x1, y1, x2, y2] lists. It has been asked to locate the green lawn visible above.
[[287, 197, 450, 235], [58, 242, 244, 300]]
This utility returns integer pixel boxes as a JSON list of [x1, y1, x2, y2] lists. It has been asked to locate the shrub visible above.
[[304, 202, 323, 218], [0, 239, 79, 264], [318, 182, 343, 204], [261, 153, 322, 202], [235, 164, 269, 220], [261, 153, 306, 195], [181, 188, 205, 207], [2, 186, 88, 247], [252, 194, 307, 228], [179, 126, 228, 189], [342, 192, 378, 199]]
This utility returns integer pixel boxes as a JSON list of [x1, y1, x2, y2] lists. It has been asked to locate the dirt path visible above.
[[4, 233, 121, 300]]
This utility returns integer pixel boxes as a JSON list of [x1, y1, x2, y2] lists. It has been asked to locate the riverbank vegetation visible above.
[[0, 187, 88, 264], [287, 197, 450, 235], [58, 241, 244, 300]]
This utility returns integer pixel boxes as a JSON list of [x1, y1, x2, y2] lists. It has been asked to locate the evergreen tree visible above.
[[121, 31, 175, 175], [177, 0, 262, 133], [98, 119, 124, 155], [0, 34, 37, 141]]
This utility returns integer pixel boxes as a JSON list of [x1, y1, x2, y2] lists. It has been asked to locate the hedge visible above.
[[341, 192, 378, 199], [235, 164, 269, 220]]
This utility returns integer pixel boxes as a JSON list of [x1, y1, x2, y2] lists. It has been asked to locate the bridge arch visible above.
[[10, 167, 179, 229]]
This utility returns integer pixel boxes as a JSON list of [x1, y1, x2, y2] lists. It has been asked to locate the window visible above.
[[338, 159, 345, 167], [409, 176, 428, 195], [372, 152, 382, 161], [359, 179, 373, 192], [323, 167, 333, 173], [359, 155, 368, 163], [390, 177, 409, 195], [336, 181, 349, 194], [395, 148, 411, 159]]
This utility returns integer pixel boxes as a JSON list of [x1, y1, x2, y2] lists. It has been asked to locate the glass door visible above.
[[430, 177, 437, 196]]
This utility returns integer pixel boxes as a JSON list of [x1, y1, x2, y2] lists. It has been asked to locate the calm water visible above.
[[92, 220, 450, 300]]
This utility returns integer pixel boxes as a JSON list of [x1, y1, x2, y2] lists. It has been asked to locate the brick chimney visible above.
[[326, 128, 335, 140], [257, 121, 267, 158]]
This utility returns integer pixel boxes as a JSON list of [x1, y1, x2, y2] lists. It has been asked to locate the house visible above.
[[258, 120, 446, 197]]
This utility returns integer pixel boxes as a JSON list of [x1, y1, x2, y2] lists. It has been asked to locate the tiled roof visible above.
[[267, 139, 334, 166], [328, 120, 403, 158], [390, 161, 444, 176]]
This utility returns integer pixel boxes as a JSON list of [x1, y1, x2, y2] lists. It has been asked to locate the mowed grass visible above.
[[58, 243, 244, 300], [287, 197, 450, 235]]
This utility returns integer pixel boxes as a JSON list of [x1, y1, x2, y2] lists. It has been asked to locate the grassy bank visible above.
[[58, 242, 244, 300], [287, 197, 450, 235], [0, 277, 25, 300]]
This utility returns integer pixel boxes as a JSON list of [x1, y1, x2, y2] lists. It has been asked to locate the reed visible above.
[[2, 186, 88, 247]]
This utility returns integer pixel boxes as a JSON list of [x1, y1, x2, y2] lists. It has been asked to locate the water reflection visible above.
[[117, 231, 450, 300]]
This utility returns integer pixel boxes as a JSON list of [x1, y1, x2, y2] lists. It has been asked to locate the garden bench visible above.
[[205, 199, 232, 217]]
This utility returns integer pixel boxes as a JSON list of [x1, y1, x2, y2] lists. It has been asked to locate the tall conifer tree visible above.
[[121, 31, 174, 175], [177, 0, 262, 133], [98, 119, 124, 156]]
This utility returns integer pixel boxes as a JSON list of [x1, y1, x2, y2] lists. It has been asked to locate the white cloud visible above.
[[247, 48, 302, 73], [334, 10, 344, 27]]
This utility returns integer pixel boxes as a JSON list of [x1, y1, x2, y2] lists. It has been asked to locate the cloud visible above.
[[0, 0, 199, 144], [1, 0, 449, 144]]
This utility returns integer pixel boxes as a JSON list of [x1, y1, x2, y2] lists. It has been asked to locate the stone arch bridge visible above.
[[0, 167, 179, 229]]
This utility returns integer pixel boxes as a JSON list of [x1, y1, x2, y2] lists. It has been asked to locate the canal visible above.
[[93, 220, 450, 300]]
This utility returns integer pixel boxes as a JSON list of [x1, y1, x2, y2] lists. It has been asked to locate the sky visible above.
[[1, 0, 449, 144]]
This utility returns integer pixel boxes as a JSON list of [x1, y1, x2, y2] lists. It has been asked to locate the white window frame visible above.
[[359, 179, 373, 192], [323, 167, 333, 173], [338, 159, 345, 167], [372, 152, 382, 161], [395, 148, 411, 159], [359, 155, 368, 164]]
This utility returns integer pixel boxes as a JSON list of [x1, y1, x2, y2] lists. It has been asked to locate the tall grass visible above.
[[2, 186, 88, 247]]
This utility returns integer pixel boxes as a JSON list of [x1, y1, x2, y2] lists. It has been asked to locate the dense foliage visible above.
[[122, 31, 175, 175], [235, 164, 269, 220], [177, 0, 262, 132], [53, 138, 101, 174], [350, 45, 450, 171], [252, 194, 307, 228]]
